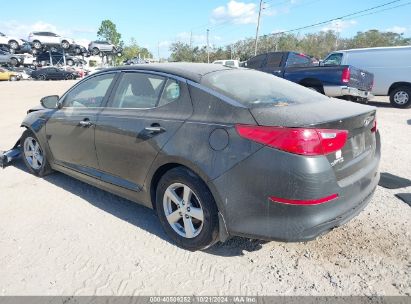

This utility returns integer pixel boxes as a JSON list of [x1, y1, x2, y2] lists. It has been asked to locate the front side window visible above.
[[323, 53, 343, 65], [110, 73, 166, 109], [63, 73, 116, 108]]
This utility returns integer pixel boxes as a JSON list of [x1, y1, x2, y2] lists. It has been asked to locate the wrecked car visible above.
[[2, 63, 381, 250]]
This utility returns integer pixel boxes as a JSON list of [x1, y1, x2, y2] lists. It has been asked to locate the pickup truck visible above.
[[244, 51, 374, 101]]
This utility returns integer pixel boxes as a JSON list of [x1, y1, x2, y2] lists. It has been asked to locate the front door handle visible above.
[[79, 119, 92, 127]]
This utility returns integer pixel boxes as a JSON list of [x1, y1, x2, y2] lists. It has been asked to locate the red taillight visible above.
[[269, 193, 339, 205], [235, 125, 348, 156], [371, 118, 377, 133], [342, 67, 350, 83]]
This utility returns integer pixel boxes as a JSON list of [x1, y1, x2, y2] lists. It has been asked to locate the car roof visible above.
[[334, 46, 411, 53], [101, 63, 233, 83]]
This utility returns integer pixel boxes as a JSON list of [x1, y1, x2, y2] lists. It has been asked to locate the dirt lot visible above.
[[0, 81, 410, 296]]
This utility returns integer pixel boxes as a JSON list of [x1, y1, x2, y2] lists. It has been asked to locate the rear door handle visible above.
[[144, 126, 165, 134], [79, 119, 92, 127]]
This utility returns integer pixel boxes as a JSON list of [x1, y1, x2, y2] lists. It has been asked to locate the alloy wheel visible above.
[[163, 183, 204, 239], [393, 91, 409, 105], [23, 137, 43, 170]]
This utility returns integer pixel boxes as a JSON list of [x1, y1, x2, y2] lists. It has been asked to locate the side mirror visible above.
[[40, 95, 59, 109]]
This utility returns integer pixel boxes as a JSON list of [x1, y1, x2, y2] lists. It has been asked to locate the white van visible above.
[[323, 46, 411, 108], [212, 59, 240, 67]]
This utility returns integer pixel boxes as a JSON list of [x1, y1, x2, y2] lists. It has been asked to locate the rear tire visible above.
[[390, 86, 411, 108], [307, 86, 323, 94], [92, 47, 100, 56], [21, 130, 53, 177], [155, 167, 219, 251]]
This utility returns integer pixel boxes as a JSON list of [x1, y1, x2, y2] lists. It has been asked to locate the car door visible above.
[[45, 72, 118, 176], [94, 71, 193, 192]]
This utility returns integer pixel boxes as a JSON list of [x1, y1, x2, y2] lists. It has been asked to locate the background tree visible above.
[[97, 20, 123, 46], [121, 37, 152, 61], [169, 29, 410, 62]]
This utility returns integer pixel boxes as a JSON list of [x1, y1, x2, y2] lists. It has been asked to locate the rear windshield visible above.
[[201, 69, 328, 107]]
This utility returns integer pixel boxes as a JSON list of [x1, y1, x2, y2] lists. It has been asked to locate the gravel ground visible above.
[[0, 81, 410, 296]]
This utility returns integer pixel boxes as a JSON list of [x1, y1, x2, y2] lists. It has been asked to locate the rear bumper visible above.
[[324, 86, 373, 99], [210, 133, 380, 242]]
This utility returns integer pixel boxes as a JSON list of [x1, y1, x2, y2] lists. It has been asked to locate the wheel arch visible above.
[[388, 82, 411, 95], [146, 157, 221, 212], [299, 78, 324, 93]]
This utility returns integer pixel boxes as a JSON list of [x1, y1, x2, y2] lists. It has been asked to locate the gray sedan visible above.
[[19, 63, 380, 250]]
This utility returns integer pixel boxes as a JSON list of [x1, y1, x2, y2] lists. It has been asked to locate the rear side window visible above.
[[202, 69, 328, 107], [110, 73, 166, 109], [246, 54, 266, 69], [158, 79, 181, 107], [286, 53, 313, 67], [266, 53, 283, 68], [323, 53, 343, 65]]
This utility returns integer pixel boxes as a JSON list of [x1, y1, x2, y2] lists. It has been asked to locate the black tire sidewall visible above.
[[390, 87, 411, 108], [155, 167, 219, 251], [20, 130, 51, 177]]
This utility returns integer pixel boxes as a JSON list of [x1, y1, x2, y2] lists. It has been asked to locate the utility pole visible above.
[[189, 31, 193, 48], [206, 29, 210, 63], [254, 0, 263, 56], [157, 42, 160, 62]]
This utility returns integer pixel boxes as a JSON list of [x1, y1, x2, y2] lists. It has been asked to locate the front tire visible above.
[[390, 86, 411, 108], [92, 47, 100, 56], [155, 167, 219, 251], [61, 40, 70, 49], [10, 58, 18, 66], [21, 130, 53, 177], [33, 41, 42, 50]]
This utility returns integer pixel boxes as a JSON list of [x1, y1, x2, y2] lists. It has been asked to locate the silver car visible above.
[[88, 41, 121, 55], [0, 49, 23, 66], [28, 32, 75, 50]]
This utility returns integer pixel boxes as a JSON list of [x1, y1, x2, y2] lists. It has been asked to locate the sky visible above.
[[1, 0, 410, 58]]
